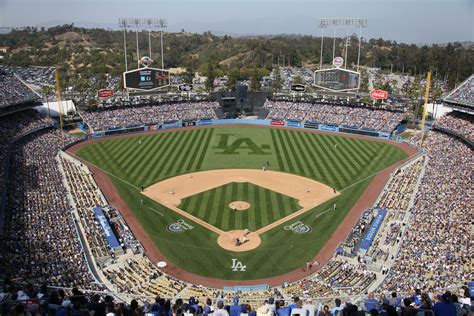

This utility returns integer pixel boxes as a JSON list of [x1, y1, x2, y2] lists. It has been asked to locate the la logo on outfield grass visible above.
[[231, 259, 246, 271], [214, 133, 270, 155]]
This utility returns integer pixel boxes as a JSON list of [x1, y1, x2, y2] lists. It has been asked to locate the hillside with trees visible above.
[[1, 24, 472, 90]]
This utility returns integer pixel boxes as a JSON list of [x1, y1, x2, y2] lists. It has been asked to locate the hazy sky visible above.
[[0, 0, 472, 43]]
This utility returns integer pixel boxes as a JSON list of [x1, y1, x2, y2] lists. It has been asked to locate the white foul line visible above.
[[148, 207, 164, 217]]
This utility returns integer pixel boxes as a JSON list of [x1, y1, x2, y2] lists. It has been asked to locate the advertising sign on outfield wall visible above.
[[182, 121, 196, 127], [286, 120, 302, 127], [197, 119, 213, 126], [161, 121, 181, 129], [319, 124, 338, 132], [271, 119, 285, 126], [304, 122, 319, 129]]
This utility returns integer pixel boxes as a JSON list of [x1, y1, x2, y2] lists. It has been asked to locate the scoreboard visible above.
[[123, 68, 170, 91], [314, 68, 360, 92]]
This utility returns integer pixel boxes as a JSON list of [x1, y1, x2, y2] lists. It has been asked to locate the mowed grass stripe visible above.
[[213, 185, 227, 228], [292, 131, 318, 178], [161, 130, 196, 177], [270, 129, 285, 170], [281, 130, 307, 175], [332, 137, 364, 172], [127, 134, 170, 180], [195, 128, 214, 170], [301, 133, 337, 186], [360, 144, 393, 177], [184, 129, 208, 172], [143, 132, 188, 183], [134, 133, 179, 185], [116, 135, 154, 165], [311, 135, 345, 189], [234, 183, 244, 229], [258, 188, 275, 227], [275, 129, 296, 172], [168, 130, 202, 176], [344, 138, 377, 165], [119, 137, 154, 174], [319, 134, 354, 178], [201, 184, 217, 225], [173, 130, 202, 174], [294, 132, 326, 180], [318, 134, 353, 186], [132, 133, 176, 183], [248, 183, 258, 229], [254, 184, 263, 229]]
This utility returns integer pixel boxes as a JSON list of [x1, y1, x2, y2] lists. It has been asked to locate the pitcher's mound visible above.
[[217, 230, 261, 252], [229, 201, 250, 211]]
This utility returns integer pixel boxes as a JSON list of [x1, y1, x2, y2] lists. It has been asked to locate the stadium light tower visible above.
[[318, 18, 368, 71], [119, 17, 167, 70], [118, 18, 129, 72], [158, 19, 167, 69]]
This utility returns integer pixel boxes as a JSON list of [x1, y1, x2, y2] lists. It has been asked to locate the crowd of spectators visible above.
[[0, 65, 56, 91], [444, 75, 474, 107], [381, 130, 473, 293], [0, 107, 472, 316], [80, 102, 219, 131], [0, 69, 40, 107], [0, 110, 53, 205], [59, 153, 117, 263], [0, 128, 99, 290], [433, 112, 474, 141], [2, 278, 471, 316], [263, 101, 405, 132]]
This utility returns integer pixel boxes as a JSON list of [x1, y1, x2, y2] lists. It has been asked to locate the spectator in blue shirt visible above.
[[433, 292, 456, 316], [276, 300, 291, 316], [230, 297, 241, 316]]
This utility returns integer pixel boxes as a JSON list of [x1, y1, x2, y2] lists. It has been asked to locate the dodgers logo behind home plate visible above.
[[231, 259, 246, 271]]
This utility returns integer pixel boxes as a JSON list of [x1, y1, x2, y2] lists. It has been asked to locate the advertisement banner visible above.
[[360, 209, 387, 250], [182, 121, 197, 127], [197, 119, 213, 126], [378, 131, 391, 139], [370, 89, 389, 100], [286, 120, 302, 127], [271, 119, 285, 126], [304, 122, 319, 129], [161, 121, 181, 129], [146, 124, 161, 132], [97, 89, 114, 98], [319, 124, 338, 132], [339, 127, 379, 137], [92, 131, 105, 138], [92, 207, 121, 250]]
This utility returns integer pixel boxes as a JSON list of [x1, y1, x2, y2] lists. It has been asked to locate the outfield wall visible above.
[[89, 118, 398, 141]]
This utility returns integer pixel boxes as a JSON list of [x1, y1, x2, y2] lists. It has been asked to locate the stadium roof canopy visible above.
[[443, 75, 474, 115]]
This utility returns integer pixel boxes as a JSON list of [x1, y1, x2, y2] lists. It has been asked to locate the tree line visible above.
[[0, 24, 472, 89]]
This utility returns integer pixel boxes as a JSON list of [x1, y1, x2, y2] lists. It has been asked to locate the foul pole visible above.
[[55, 70, 65, 146], [419, 70, 432, 146]]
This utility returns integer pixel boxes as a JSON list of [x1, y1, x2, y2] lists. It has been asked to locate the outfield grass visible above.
[[76, 126, 407, 280], [179, 182, 301, 231]]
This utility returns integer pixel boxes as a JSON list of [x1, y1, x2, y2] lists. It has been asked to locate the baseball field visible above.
[[74, 126, 408, 282]]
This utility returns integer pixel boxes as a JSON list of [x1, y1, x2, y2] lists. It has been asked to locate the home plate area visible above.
[[142, 169, 339, 252]]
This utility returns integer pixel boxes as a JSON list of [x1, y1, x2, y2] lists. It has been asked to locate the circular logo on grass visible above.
[[284, 221, 312, 234], [167, 220, 194, 233]]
